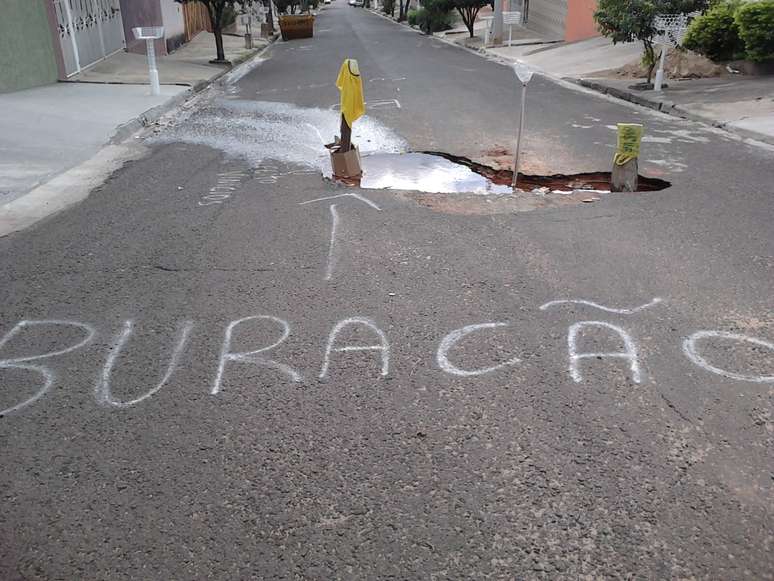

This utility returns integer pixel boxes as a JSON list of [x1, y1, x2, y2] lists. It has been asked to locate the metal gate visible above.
[[53, 0, 126, 76]]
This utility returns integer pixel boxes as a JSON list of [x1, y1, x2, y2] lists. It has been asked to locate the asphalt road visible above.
[[1, 4, 773, 579]]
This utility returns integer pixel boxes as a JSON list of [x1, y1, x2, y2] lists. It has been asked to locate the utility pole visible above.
[[492, 0, 504, 45]]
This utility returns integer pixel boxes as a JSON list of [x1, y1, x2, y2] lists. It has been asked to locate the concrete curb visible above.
[[108, 36, 278, 145], [573, 78, 774, 147]]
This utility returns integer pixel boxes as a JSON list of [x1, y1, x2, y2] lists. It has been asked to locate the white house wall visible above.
[[160, 0, 185, 52]]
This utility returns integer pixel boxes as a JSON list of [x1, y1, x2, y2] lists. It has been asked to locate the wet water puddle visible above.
[[335, 152, 670, 195]]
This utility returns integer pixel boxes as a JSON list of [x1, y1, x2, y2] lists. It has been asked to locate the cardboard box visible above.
[[329, 144, 362, 179]]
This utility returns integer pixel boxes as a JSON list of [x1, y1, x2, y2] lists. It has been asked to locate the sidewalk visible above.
[[478, 34, 774, 145], [70, 32, 268, 87], [575, 76, 774, 144], [0, 32, 269, 205]]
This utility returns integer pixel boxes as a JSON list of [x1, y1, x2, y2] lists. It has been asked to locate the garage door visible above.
[[53, 0, 126, 76]]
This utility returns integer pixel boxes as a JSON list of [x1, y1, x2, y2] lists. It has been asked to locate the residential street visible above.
[[1, 3, 773, 579]]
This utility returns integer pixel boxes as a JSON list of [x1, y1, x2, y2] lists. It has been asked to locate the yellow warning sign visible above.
[[614, 123, 644, 166]]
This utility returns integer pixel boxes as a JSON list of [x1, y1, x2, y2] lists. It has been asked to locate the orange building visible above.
[[522, 0, 600, 42]]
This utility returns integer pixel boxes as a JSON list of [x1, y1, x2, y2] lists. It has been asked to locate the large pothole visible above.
[[337, 152, 670, 195], [332, 151, 671, 214]]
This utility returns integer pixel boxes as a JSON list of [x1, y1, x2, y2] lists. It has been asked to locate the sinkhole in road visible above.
[[338, 152, 671, 195]]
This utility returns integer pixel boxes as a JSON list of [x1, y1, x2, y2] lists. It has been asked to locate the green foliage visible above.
[[735, 0, 774, 61], [407, 8, 419, 25], [443, 0, 490, 36], [683, 1, 744, 61], [594, 0, 708, 81], [411, 0, 454, 32]]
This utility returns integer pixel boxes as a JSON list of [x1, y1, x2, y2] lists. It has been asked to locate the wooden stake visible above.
[[340, 114, 352, 152], [611, 158, 638, 192]]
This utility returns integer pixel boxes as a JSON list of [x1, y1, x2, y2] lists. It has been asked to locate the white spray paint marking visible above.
[[437, 322, 521, 377], [683, 331, 774, 383], [331, 99, 401, 111], [368, 77, 407, 83], [299, 193, 382, 211], [540, 297, 663, 314], [300, 193, 381, 281], [644, 159, 688, 172], [325, 204, 339, 281], [199, 170, 249, 206], [568, 321, 641, 383], [153, 100, 407, 175], [306, 123, 327, 146], [653, 128, 711, 143], [319, 317, 390, 379], [96, 320, 193, 408], [0, 320, 95, 416], [212, 316, 302, 394], [571, 124, 593, 129]]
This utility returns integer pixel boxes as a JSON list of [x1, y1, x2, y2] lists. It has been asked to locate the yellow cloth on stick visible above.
[[336, 59, 365, 128], [614, 123, 644, 166]]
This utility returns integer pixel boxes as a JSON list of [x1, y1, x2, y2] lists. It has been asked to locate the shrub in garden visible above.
[[735, 0, 774, 62], [415, 0, 454, 33], [595, 0, 708, 83], [683, 1, 744, 61], [408, 8, 419, 24]]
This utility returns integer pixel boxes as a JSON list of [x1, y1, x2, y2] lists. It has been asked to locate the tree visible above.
[[444, 0, 490, 37], [397, 0, 412, 21], [594, 0, 707, 84], [175, 0, 251, 64]]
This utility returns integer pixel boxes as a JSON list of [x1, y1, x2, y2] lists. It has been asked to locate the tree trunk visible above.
[[458, 7, 478, 37], [214, 29, 226, 62], [206, 1, 229, 64], [264, 0, 274, 30], [643, 40, 655, 84]]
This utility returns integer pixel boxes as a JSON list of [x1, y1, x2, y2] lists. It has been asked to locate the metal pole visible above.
[[512, 83, 527, 189], [146, 39, 161, 96], [654, 43, 666, 91], [62, 0, 81, 74]]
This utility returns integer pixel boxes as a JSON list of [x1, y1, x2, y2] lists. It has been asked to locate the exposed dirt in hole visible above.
[[424, 151, 671, 193], [332, 151, 671, 214]]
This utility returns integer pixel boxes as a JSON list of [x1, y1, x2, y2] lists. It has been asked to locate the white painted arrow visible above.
[[299, 192, 382, 281]]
